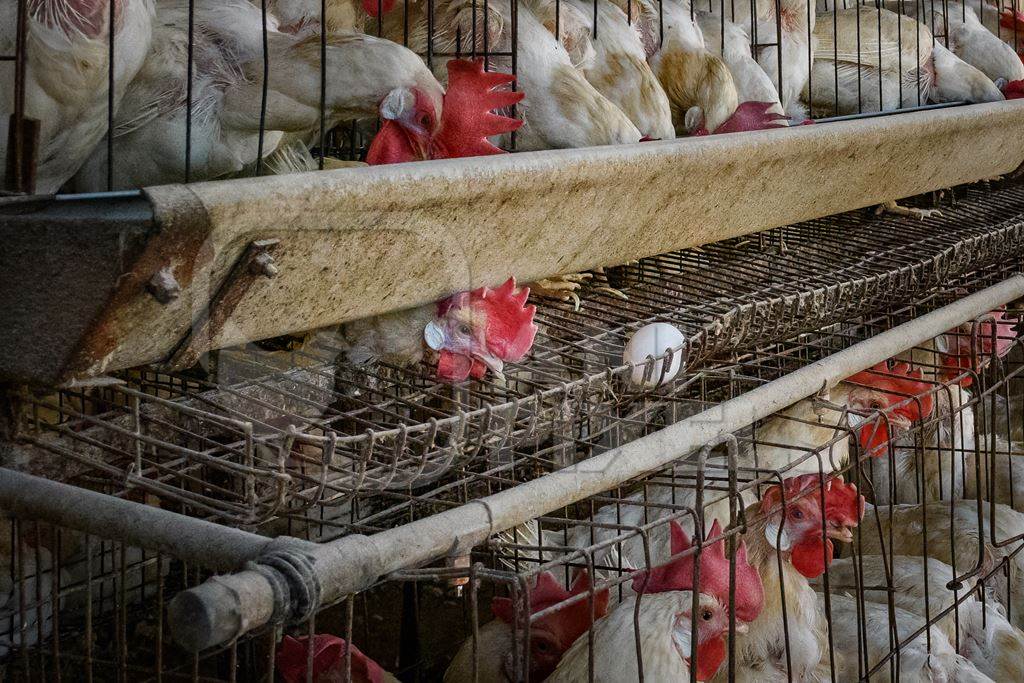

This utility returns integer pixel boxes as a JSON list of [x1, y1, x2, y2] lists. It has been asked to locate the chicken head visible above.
[[939, 309, 1018, 387], [630, 519, 764, 680], [367, 58, 524, 164], [491, 569, 610, 681], [823, 476, 865, 544], [844, 361, 935, 454], [276, 634, 392, 683], [427, 277, 538, 382], [760, 474, 838, 579], [690, 101, 789, 136]]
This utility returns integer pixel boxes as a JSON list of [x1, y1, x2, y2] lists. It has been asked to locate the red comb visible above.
[[492, 570, 610, 651], [276, 635, 387, 683], [1000, 8, 1024, 31], [759, 473, 823, 516], [1002, 79, 1024, 99], [824, 477, 865, 529], [472, 277, 538, 361], [631, 520, 764, 622], [431, 59, 524, 160], [700, 101, 788, 135], [361, 0, 396, 17], [846, 361, 935, 422], [942, 310, 1018, 385]]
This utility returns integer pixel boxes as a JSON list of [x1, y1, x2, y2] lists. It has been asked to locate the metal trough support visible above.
[[3, 101, 1024, 386]]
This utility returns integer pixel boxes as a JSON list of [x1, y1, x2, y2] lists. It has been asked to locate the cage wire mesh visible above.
[[0, 178, 1015, 679], [3, 180, 1022, 527], [3, 0, 1024, 194], [0, 252, 1022, 681]]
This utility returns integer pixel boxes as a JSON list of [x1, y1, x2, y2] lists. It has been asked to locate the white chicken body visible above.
[[813, 554, 1024, 680], [696, 13, 787, 119], [554, 0, 675, 139], [856, 501, 1024, 631], [722, 526, 831, 682], [703, 0, 815, 120], [810, 7, 1003, 116], [546, 591, 701, 682], [1, 0, 155, 193], [637, 0, 739, 133], [883, 0, 1024, 83], [824, 593, 993, 682], [76, 0, 439, 189]]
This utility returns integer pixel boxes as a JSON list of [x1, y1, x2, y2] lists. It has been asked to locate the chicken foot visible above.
[[875, 200, 943, 220], [529, 271, 628, 311]]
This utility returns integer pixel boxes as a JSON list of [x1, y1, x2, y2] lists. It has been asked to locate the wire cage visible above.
[[0, 219, 1020, 680], [5, 1, 1024, 679], [3, 0, 1024, 196], [3, 180, 1022, 527]]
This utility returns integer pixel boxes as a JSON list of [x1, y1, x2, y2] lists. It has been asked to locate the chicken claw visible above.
[[529, 274, 594, 310], [875, 200, 943, 220]]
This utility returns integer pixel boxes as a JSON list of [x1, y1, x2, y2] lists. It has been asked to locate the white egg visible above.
[[623, 323, 687, 388]]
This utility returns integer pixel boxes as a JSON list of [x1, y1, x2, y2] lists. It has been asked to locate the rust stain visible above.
[[63, 185, 215, 380]]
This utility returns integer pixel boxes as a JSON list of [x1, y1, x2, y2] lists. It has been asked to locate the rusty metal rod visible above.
[[0, 468, 314, 571], [162, 274, 1024, 651]]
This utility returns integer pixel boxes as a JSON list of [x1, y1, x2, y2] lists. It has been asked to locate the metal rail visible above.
[[3, 102, 1024, 386], [155, 274, 1024, 651]]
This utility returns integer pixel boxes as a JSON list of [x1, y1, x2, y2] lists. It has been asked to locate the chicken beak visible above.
[[828, 525, 854, 544], [476, 353, 505, 379], [889, 411, 912, 432]]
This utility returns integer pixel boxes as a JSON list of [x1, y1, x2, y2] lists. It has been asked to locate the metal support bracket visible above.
[[166, 238, 282, 370]]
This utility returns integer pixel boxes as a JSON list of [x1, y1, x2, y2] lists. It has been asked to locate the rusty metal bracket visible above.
[[165, 238, 282, 370]]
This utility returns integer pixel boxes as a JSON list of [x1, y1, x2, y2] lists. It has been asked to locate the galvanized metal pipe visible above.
[[0, 468, 314, 571], [165, 274, 1024, 651]]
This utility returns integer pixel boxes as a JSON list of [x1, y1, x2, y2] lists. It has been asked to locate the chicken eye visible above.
[[418, 112, 432, 128], [701, 609, 714, 621], [870, 400, 884, 410], [791, 508, 804, 520], [458, 324, 472, 336], [535, 640, 552, 653]]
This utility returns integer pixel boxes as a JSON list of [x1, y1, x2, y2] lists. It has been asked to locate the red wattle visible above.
[[857, 421, 891, 456], [436, 351, 474, 382], [362, 0, 396, 17], [694, 636, 727, 681], [366, 120, 423, 165], [790, 538, 833, 578]]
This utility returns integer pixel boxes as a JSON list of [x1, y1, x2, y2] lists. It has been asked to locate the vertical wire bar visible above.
[[427, 0, 435, 71], [806, 0, 813, 118], [833, 1, 839, 116], [33, 522, 45, 679], [878, 1, 884, 110], [254, 0, 271, 176], [916, 0, 922, 105], [775, 0, 784, 107], [511, 0, 519, 150], [319, 0, 327, 170], [16, 520, 28, 679], [185, 0, 195, 183], [51, 527, 62, 683], [5, 0, 30, 194], [855, 3, 863, 112], [118, 544, 127, 683], [85, 535, 94, 683], [106, 0, 116, 191], [156, 553, 164, 682], [896, 0, 903, 109]]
